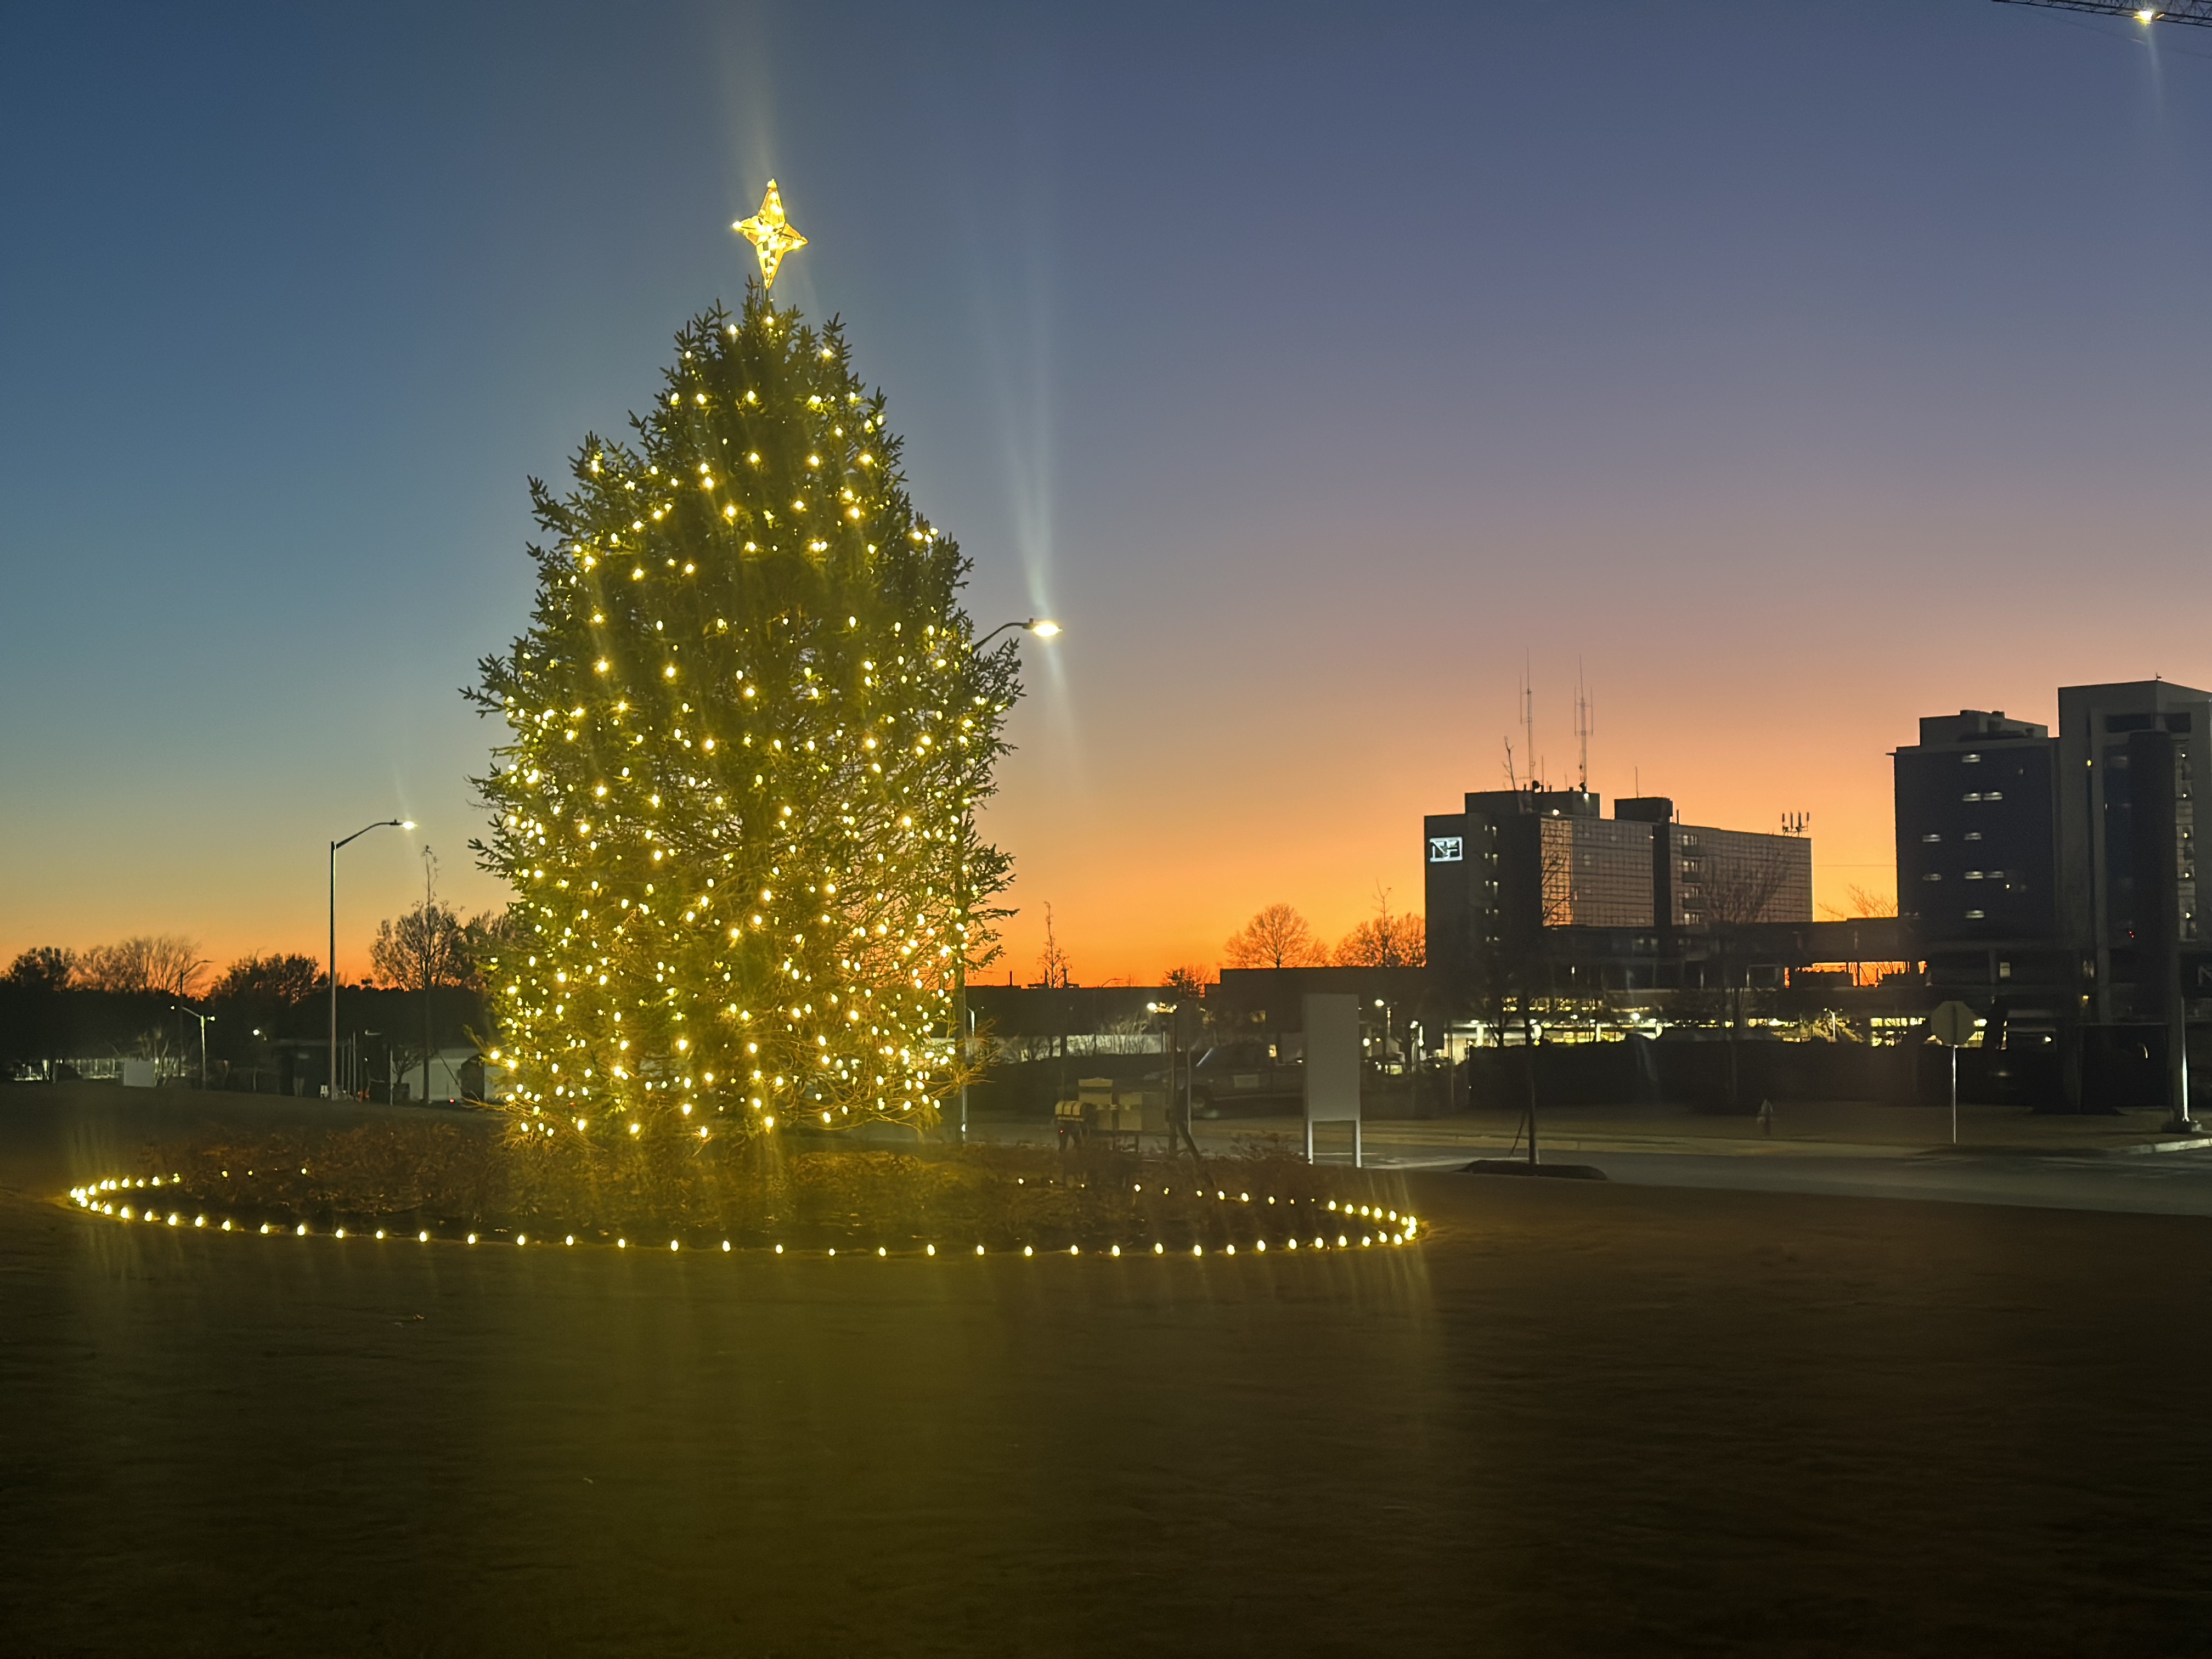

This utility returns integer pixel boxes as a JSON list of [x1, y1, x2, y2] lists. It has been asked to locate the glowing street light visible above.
[[1148, 1001, 1199, 1159], [172, 1002, 213, 1092], [973, 617, 1060, 651], [330, 819, 411, 1103]]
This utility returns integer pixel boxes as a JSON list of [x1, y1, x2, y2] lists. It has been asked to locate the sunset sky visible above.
[[5, 1, 2211, 986]]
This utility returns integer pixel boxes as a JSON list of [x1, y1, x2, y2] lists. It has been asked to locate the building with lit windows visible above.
[[1894, 680, 2208, 1025], [2057, 680, 2205, 1021], [1423, 786, 1812, 1009], [1893, 709, 2061, 993]]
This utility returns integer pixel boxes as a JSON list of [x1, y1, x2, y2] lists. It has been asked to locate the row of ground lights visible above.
[[66, 1176, 1418, 1254]]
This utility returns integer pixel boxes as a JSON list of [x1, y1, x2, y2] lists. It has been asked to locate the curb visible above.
[[1916, 1136, 2212, 1159], [2102, 1135, 2212, 1156]]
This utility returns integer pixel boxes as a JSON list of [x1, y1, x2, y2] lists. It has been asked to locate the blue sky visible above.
[[5, 1, 2211, 980]]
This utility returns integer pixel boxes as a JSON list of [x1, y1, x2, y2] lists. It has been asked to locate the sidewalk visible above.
[[1100, 1102, 2212, 1163], [962, 1103, 2212, 1219]]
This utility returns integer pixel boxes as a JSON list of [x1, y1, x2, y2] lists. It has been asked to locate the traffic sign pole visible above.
[[1928, 1001, 1977, 1147]]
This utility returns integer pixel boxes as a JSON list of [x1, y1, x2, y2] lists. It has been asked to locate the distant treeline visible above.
[[2, 933, 496, 1086]]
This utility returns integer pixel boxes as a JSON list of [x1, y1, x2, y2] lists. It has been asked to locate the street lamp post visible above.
[[330, 819, 411, 1103], [173, 1002, 212, 1092], [971, 617, 1059, 653], [1147, 1000, 1178, 1156], [956, 618, 1059, 1141], [419, 844, 436, 1107], [1147, 998, 1204, 1161]]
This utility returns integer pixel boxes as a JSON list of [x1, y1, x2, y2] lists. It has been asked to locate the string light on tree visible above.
[[469, 184, 1020, 1151]]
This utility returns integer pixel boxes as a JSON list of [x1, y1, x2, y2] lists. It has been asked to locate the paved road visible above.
[[970, 1114, 2212, 1218], [1382, 1144, 2212, 1216]]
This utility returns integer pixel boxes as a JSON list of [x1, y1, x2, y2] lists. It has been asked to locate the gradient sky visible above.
[[5, 1, 2211, 986]]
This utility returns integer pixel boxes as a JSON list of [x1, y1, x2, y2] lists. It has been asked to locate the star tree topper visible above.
[[733, 179, 808, 292]]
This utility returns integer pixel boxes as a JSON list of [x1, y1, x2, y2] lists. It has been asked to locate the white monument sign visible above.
[[1303, 991, 1362, 1166]]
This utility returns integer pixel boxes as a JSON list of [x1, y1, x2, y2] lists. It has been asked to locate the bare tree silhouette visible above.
[[78, 936, 207, 998], [1224, 903, 1326, 970], [1700, 842, 1799, 1110]]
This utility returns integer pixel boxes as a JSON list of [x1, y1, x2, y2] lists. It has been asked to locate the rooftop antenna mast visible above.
[[1521, 660, 1537, 792], [1573, 663, 1593, 794]]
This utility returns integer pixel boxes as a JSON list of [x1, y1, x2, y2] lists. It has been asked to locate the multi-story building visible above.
[[1893, 709, 2061, 996], [1424, 785, 1812, 1007], [1894, 681, 2208, 1022], [2056, 680, 2205, 1020]]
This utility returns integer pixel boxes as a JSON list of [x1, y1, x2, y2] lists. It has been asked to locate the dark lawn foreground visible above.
[[5, 1084, 2212, 1657]]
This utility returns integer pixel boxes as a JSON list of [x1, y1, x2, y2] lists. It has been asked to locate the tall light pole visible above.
[[330, 819, 411, 1103], [1147, 999, 1183, 1157], [173, 1002, 212, 1092], [956, 618, 1060, 1141], [420, 844, 437, 1107]]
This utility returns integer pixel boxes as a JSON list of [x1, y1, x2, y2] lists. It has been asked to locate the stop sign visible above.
[[1928, 1001, 1977, 1047]]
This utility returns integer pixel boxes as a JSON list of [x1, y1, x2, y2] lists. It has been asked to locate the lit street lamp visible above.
[[172, 1002, 213, 1092], [1147, 999, 1192, 1158], [972, 617, 1060, 652], [330, 819, 411, 1102], [956, 618, 1060, 1141]]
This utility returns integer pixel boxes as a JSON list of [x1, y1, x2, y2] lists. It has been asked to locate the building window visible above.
[[1965, 909, 1985, 919], [1998, 961, 2012, 980], [1963, 753, 1983, 764], [1965, 871, 1984, 881], [1921, 832, 1941, 843], [1986, 791, 2002, 802], [1962, 792, 1981, 802], [1922, 872, 1942, 882]]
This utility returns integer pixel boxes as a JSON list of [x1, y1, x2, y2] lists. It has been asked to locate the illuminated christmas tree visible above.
[[472, 184, 1018, 1148]]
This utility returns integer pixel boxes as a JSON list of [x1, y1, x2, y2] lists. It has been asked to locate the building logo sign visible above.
[[1428, 836, 1463, 864]]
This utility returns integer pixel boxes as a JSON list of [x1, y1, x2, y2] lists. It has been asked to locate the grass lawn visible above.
[[4, 1082, 2210, 1655]]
